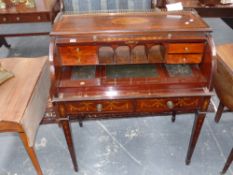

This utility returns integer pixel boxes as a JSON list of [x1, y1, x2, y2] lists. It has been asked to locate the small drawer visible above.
[[166, 54, 203, 64], [58, 46, 98, 65], [167, 43, 205, 53], [136, 97, 200, 112], [65, 100, 133, 113]]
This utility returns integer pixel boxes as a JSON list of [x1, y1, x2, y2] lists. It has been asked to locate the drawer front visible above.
[[167, 43, 205, 53], [65, 100, 133, 113], [0, 13, 50, 23], [166, 54, 203, 64], [58, 46, 98, 65], [136, 97, 200, 112]]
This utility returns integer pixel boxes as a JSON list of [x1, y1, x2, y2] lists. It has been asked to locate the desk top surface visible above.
[[51, 11, 211, 36], [0, 57, 47, 123], [217, 44, 233, 75], [0, 0, 57, 14]]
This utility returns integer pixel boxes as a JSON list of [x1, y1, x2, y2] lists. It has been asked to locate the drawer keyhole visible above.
[[167, 101, 174, 109], [96, 104, 102, 112]]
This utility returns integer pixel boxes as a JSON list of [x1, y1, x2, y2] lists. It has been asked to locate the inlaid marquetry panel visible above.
[[136, 97, 200, 112], [64, 100, 133, 113], [58, 46, 98, 65]]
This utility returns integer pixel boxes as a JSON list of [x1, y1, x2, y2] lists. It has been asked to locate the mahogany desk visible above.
[[0, 0, 61, 48], [50, 11, 216, 171]]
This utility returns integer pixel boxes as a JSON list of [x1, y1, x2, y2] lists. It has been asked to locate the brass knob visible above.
[[37, 16, 41, 20], [184, 47, 189, 51], [168, 33, 172, 39], [16, 17, 20, 21], [96, 104, 102, 112], [167, 101, 174, 109], [93, 35, 97, 41], [3, 17, 7, 22], [183, 57, 187, 62]]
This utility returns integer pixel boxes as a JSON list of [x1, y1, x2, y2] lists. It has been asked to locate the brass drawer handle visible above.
[[93, 35, 97, 41], [167, 101, 174, 109], [96, 104, 102, 112]]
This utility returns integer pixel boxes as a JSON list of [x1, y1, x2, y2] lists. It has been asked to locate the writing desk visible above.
[[50, 11, 216, 171]]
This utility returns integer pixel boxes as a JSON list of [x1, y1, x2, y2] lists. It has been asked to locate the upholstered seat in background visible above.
[[62, 0, 154, 11]]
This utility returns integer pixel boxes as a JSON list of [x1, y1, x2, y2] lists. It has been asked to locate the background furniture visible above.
[[214, 44, 233, 123], [213, 44, 233, 174], [50, 11, 215, 171], [165, 0, 233, 28], [0, 57, 50, 175], [0, 0, 61, 48], [166, 0, 233, 17], [61, 0, 154, 11]]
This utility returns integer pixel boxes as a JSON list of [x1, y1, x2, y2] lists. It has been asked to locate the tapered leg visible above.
[[171, 111, 176, 123], [221, 148, 233, 175], [79, 120, 83, 127], [215, 101, 224, 123], [60, 119, 78, 171], [19, 132, 43, 175], [185, 112, 206, 165], [0, 37, 11, 48]]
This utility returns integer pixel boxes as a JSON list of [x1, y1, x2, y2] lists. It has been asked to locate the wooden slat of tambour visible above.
[[0, 58, 47, 123]]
